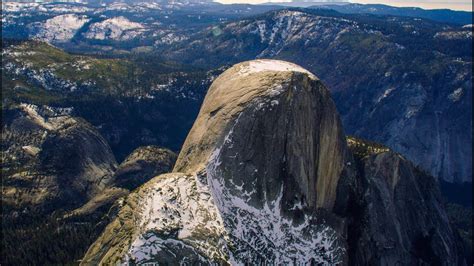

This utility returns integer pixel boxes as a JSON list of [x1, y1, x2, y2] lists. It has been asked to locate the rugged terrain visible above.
[[2, 104, 117, 212], [156, 8, 472, 183], [1, 103, 177, 265], [82, 60, 463, 265], [1, 2, 471, 264], [112, 145, 177, 190], [2, 1, 279, 53], [2, 40, 217, 160], [3, 4, 471, 184], [316, 3, 473, 25]]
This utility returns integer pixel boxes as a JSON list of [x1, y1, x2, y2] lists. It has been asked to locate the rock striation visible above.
[[174, 59, 349, 211], [82, 60, 464, 265]]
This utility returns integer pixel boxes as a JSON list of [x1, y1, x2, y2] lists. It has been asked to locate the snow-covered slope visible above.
[[193, 10, 362, 58], [434, 29, 473, 40], [124, 173, 229, 264], [32, 14, 90, 43], [2, 2, 92, 13], [2, 2, 43, 12], [83, 16, 145, 41]]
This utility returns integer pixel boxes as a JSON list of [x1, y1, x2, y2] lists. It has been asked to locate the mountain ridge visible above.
[[3, 9, 471, 184], [2, 3, 472, 264], [155, 8, 472, 183]]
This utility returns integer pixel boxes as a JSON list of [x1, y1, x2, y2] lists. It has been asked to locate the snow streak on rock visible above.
[[206, 118, 345, 264], [120, 114, 344, 265]]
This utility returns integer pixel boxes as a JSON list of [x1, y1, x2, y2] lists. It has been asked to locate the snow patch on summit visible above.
[[238, 60, 317, 79]]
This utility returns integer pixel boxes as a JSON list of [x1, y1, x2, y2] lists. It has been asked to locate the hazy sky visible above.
[[353, 0, 471, 11], [214, 0, 473, 11]]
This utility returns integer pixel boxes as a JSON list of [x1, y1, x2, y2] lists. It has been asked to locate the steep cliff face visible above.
[[82, 60, 463, 265], [346, 137, 463, 265], [2, 103, 117, 211], [174, 59, 350, 210]]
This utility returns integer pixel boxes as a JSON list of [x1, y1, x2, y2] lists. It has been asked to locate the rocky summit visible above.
[[82, 60, 463, 265]]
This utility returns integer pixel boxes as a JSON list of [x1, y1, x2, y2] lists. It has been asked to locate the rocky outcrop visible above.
[[1, 104, 180, 265], [346, 137, 464, 265], [112, 145, 176, 190], [67, 146, 177, 217], [82, 60, 463, 265], [2, 103, 117, 212]]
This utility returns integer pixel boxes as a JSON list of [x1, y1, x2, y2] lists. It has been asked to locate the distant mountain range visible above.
[[263, 2, 472, 25], [314, 3, 473, 25], [2, 0, 473, 24], [3, 1, 471, 184]]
